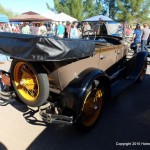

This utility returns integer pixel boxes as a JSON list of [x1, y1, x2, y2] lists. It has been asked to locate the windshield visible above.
[[81, 21, 124, 38]]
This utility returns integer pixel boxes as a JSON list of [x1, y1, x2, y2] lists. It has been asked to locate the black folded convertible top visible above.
[[0, 32, 95, 61]]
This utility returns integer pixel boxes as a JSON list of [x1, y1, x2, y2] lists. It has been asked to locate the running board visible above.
[[111, 78, 135, 98]]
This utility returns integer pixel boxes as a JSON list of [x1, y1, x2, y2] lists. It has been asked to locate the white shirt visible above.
[[141, 27, 150, 40], [38, 25, 47, 36], [70, 27, 79, 39]]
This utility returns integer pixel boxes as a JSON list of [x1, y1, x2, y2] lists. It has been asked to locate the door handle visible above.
[[117, 50, 120, 54], [100, 55, 105, 60]]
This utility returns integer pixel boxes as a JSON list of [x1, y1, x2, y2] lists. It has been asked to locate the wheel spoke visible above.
[[81, 87, 103, 127], [23, 84, 38, 97], [14, 62, 40, 101], [12, 60, 49, 107]]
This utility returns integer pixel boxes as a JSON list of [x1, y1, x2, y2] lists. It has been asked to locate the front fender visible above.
[[59, 68, 110, 121], [126, 51, 148, 79]]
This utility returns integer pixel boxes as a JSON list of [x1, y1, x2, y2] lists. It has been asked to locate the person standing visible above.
[[133, 23, 142, 45], [21, 22, 30, 34], [30, 23, 38, 35], [51, 22, 56, 36], [0, 24, 3, 32], [15, 24, 21, 33], [141, 23, 150, 51], [3, 23, 11, 32], [83, 22, 91, 35], [70, 21, 79, 39], [38, 22, 47, 36], [57, 22, 65, 38], [65, 22, 71, 38], [125, 24, 132, 36]]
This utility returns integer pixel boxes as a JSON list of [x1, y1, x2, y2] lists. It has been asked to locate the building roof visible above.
[[10, 11, 52, 22]]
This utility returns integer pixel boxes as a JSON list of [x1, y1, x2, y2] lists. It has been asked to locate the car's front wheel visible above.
[[77, 80, 104, 129]]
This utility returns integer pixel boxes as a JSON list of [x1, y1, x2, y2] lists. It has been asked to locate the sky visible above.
[[0, 0, 54, 15]]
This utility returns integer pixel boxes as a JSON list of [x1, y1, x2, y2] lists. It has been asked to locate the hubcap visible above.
[[13, 62, 39, 101], [81, 88, 103, 127]]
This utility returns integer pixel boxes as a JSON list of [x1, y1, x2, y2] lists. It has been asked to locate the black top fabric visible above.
[[0, 32, 95, 61]]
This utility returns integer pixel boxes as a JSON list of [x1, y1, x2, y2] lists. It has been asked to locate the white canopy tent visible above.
[[85, 15, 113, 22], [56, 12, 77, 22], [42, 11, 77, 22], [105, 22, 122, 36], [41, 10, 57, 21]]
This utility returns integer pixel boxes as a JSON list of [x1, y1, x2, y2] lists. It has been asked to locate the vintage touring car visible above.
[[0, 32, 148, 129]]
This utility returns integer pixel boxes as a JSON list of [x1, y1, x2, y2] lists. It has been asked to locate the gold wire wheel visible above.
[[13, 62, 40, 101], [81, 88, 103, 127]]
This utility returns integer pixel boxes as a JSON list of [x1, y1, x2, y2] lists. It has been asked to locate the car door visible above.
[[116, 44, 127, 62], [56, 53, 100, 90], [96, 44, 117, 71]]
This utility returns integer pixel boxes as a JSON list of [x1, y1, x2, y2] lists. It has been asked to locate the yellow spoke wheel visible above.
[[11, 60, 49, 107], [77, 79, 105, 129], [81, 88, 103, 127], [13, 62, 39, 101]]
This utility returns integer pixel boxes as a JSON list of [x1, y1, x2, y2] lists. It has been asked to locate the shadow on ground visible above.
[[24, 74, 150, 150], [1, 75, 150, 150]]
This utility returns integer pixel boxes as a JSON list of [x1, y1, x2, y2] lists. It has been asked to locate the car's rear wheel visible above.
[[11, 60, 49, 107]]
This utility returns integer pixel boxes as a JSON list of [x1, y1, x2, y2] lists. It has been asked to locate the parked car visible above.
[[0, 32, 148, 129]]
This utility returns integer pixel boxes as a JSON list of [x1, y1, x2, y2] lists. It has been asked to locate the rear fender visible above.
[[59, 68, 110, 121]]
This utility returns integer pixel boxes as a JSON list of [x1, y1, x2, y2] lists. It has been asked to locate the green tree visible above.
[[116, 0, 150, 24], [100, 0, 117, 19], [83, 0, 102, 19], [46, 0, 102, 20], [136, 0, 150, 24], [69, 0, 83, 20], [47, 0, 83, 20], [0, 4, 16, 18], [47, 0, 150, 22]]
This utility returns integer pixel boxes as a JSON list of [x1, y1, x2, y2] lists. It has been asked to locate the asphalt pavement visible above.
[[1, 53, 150, 150]]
